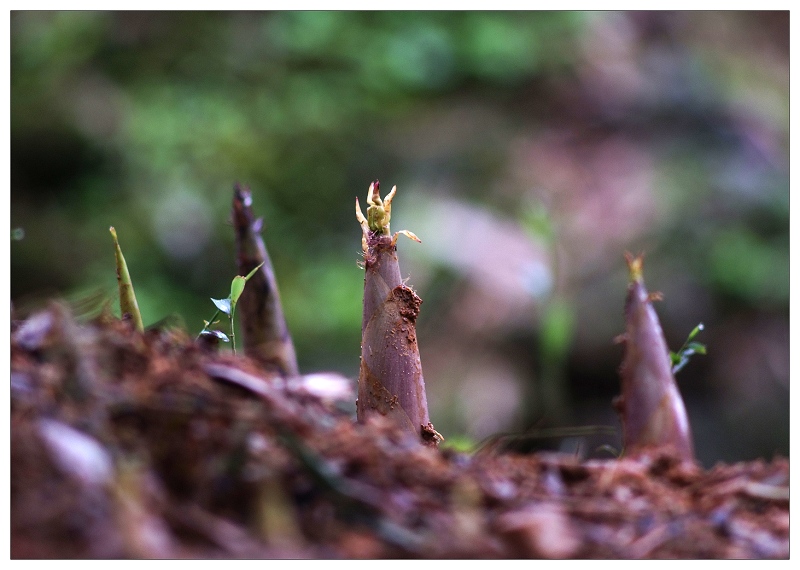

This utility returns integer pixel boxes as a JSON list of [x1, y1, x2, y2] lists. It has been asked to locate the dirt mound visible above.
[[10, 304, 789, 559]]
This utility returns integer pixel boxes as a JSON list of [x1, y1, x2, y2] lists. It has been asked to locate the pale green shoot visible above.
[[198, 262, 264, 354], [670, 323, 707, 374], [110, 226, 144, 332]]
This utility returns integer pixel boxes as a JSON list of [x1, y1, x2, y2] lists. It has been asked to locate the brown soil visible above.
[[10, 304, 789, 559]]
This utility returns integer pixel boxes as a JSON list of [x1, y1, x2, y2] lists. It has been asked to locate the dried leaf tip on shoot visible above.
[[616, 252, 694, 462], [356, 181, 437, 446], [109, 226, 144, 332]]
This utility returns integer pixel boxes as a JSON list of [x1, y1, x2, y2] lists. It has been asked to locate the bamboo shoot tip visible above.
[[624, 251, 645, 283]]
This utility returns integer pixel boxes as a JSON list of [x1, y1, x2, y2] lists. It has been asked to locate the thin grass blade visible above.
[[109, 227, 144, 332]]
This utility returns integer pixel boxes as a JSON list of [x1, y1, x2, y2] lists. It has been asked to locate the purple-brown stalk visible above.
[[356, 181, 439, 444], [615, 253, 694, 461], [232, 184, 299, 377]]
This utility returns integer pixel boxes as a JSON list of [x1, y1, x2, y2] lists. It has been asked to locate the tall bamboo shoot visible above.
[[356, 181, 438, 444]]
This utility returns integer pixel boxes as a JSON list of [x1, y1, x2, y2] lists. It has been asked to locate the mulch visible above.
[[10, 303, 789, 559]]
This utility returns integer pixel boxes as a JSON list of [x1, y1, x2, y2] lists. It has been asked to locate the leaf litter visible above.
[[10, 303, 788, 559]]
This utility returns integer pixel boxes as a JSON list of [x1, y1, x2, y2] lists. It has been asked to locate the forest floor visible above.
[[10, 303, 789, 559]]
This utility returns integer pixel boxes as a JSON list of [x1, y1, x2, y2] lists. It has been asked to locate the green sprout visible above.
[[110, 226, 144, 332], [198, 262, 264, 354], [670, 323, 707, 374]]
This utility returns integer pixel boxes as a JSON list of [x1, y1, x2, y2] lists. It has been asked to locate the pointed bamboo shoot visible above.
[[109, 227, 144, 332], [232, 184, 299, 377], [616, 253, 694, 461]]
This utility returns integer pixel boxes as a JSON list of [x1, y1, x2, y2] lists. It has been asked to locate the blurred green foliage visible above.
[[11, 10, 585, 362], [710, 227, 789, 305], [10, 11, 788, 465]]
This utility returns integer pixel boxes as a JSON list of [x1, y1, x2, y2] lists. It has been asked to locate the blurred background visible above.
[[10, 11, 788, 467]]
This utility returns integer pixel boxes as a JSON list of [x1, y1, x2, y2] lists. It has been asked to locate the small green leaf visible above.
[[11, 228, 25, 241], [686, 323, 704, 343], [211, 297, 231, 315], [230, 276, 247, 307], [686, 342, 707, 355], [230, 262, 265, 307], [244, 261, 265, 282], [671, 323, 707, 374]]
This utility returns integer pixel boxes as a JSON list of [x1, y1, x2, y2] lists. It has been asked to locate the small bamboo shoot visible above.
[[109, 227, 143, 332], [616, 253, 694, 461], [232, 184, 299, 377]]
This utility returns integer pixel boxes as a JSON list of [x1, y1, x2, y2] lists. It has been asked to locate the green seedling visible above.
[[11, 227, 25, 241], [198, 262, 264, 354], [109, 227, 144, 332], [670, 323, 706, 374]]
